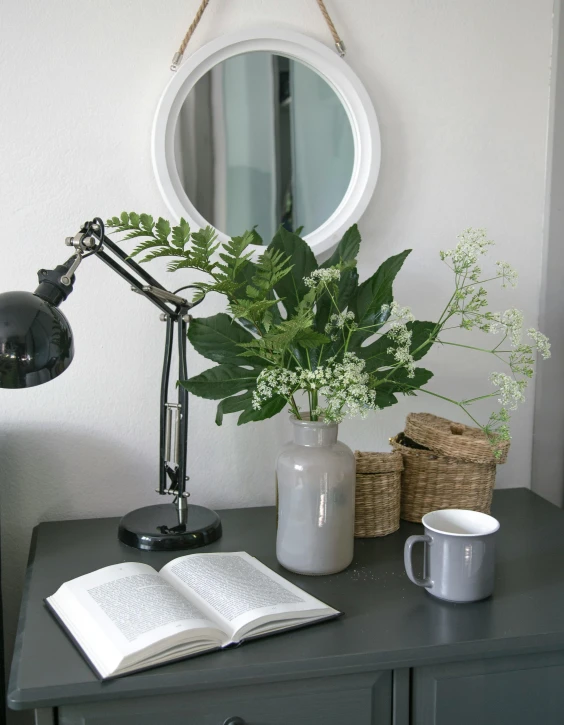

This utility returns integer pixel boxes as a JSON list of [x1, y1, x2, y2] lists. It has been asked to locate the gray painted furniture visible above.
[[8, 488, 564, 724]]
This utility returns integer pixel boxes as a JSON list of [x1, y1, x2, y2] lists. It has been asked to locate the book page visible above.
[[47, 562, 226, 676], [160, 552, 337, 639]]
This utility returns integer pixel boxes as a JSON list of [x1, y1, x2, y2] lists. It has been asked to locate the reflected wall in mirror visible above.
[[174, 52, 354, 244]]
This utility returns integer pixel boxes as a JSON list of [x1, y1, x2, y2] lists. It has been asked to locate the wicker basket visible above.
[[404, 412, 510, 464], [391, 413, 509, 523], [354, 451, 404, 537]]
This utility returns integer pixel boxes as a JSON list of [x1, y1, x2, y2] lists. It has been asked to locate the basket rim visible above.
[[404, 412, 509, 464], [355, 449, 404, 473], [390, 433, 496, 467]]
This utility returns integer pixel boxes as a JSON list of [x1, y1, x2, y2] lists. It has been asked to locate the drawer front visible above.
[[413, 651, 564, 725], [59, 671, 391, 725]]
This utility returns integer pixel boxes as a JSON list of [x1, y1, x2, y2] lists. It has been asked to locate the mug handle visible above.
[[404, 535, 433, 588]]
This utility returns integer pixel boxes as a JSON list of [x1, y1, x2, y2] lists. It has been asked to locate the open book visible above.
[[46, 551, 341, 679]]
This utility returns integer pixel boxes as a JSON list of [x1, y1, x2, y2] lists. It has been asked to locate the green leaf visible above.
[[237, 394, 287, 425], [252, 248, 293, 293], [352, 321, 438, 373], [268, 227, 318, 315], [124, 229, 156, 241], [139, 248, 182, 262], [381, 366, 433, 393], [155, 217, 171, 242], [120, 211, 129, 225], [295, 329, 331, 349], [241, 313, 315, 355], [374, 389, 399, 409], [374, 367, 434, 410], [350, 250, 411, 344], [171, 218, 190, 248], [179, 364, 260, 400], [408, 321, 437, 361], [249, 228, 264, 246], [215, 391, 253, 425], [129, 212, 140, 228], [191, 226, 220, 273], [229, 298, 280, 331], [140, 214, 154, 233], [188, 314, 261, 366], [129, 238, 167, 258], [369, 366, 435, 411], [315, 266, 359, 333], [214, 389, 287, 426], [351, 334, 393, 372], [321, 225, 361, 268]]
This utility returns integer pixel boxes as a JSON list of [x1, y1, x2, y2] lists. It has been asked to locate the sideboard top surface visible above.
[[8, 488, 564, 709]]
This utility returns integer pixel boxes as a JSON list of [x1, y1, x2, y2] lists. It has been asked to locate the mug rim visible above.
[[422, 508, 500, 537]]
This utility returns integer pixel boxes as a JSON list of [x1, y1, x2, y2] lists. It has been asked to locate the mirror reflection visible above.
[[174, 52, 354, 243]]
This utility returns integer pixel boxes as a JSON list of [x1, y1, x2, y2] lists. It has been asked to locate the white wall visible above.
[[533, 0, 564, 507], [0, 0, 554, 718]]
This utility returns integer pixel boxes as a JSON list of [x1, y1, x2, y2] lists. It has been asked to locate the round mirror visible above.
[[174, 52, 355, 244], [153, 28, 380, 256]]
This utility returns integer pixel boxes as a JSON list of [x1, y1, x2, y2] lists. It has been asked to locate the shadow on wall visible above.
[[0, 426, 160, 724]]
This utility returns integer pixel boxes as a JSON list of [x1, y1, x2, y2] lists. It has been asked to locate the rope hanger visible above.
[[171, 0, 346, 71]]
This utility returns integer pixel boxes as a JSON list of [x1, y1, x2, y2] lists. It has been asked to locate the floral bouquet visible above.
[[107, 215, 550, 456]]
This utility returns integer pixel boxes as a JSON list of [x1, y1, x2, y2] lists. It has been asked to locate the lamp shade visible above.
[[0, 291, 74, 389]]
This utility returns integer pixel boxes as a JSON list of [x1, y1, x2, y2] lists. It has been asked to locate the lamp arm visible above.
[[40, 218, 203, 513]]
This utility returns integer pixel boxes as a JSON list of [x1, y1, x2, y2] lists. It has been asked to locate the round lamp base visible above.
[[118, 503, 222, 551]]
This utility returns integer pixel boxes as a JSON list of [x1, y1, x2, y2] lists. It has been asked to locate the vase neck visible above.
[[291, 418, 338, 447]]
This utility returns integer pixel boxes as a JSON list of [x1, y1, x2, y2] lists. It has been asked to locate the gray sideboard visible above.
[[8, 488, 564, 724]]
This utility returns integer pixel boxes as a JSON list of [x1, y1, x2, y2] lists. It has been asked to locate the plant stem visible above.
[[311, 389, 319, 420], [437, 340, 497, 354], [407, 387, 485, 429], [460, 392, 499, 405], [288, 396, 301, 419]]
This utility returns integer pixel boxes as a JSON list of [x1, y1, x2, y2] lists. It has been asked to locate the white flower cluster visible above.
[[495, 261, 518, 288], [440, 228, 494, 271], [489, 372, 526, 411], [527, 328, 551, 359], [324, 310, 356, 338], [382, 302, 415, 377], [253, 369, 298, 406], [387, 327, 415, 377], [384, 301, 415, 323], [252, 352, 377, 423], [303, 267, 341, 288], [483, 308, 524, 347], [320, 353, 377, 422]]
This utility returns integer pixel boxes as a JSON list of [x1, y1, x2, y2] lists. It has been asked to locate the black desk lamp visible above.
[[0, 218, 222, 551]]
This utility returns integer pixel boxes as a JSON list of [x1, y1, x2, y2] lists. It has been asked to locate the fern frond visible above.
[[123, 229, 154, 241], [139, 248, 184, 263], [216, 231, 255, 281], [190, 226, 220, 273], [139, 214, 154, 234], [251, 248, 293, 294], [229, 298, 279, 325], [171, 218, 190, 249], [130, 238, 169, 258], [155, 217, 171, 243], [294, 329, 331, 349]]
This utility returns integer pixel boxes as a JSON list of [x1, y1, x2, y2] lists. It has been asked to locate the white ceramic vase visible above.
[[276, 416, 356, 575]]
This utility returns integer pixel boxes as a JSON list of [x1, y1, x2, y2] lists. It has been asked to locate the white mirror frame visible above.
[[152, 26, 381, 257]]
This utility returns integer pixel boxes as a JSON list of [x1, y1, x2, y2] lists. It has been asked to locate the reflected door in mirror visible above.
[[174, 52, 354, 243]]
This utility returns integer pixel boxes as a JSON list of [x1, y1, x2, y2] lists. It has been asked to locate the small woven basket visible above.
[[404, 412, 510, 464], [391, 413, 509, 523], [354, 451, 404, 537]]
